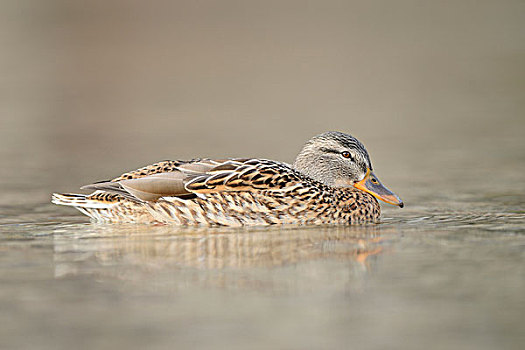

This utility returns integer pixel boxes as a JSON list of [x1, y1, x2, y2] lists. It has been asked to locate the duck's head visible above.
[[293, 131, 403, 207]]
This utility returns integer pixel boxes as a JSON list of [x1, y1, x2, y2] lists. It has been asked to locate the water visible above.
[[1, 162, 524, 350], [1, 1, 524, 349]]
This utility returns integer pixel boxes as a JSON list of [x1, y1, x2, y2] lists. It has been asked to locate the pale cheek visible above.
[[333, 178, 354, 187]]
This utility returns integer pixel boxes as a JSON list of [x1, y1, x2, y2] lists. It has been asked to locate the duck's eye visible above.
[[341, 151, 352, 159]]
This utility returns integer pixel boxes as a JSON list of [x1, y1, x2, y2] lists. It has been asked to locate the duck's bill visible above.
[[353, 169, 404, 208]]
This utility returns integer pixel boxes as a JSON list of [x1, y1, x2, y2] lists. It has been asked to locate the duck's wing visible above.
[[108, 159, 230, 181], [81, 158, 300, 202], [185, 159, 301, 193]]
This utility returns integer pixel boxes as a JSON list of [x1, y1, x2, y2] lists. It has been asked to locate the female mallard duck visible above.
[[52, 131, 403, 226]]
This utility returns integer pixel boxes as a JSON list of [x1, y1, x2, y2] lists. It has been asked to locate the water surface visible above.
[[1, 167, 524, 349]]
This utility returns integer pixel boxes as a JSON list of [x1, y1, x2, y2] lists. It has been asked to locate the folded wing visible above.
[[80, 158, 301, 202]]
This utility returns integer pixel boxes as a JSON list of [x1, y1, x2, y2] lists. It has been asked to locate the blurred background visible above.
[[1, 0, 523, 204], [0, 1, 524, 349]]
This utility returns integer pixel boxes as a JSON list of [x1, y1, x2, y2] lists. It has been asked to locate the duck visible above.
[[51, 131, 403, 226]]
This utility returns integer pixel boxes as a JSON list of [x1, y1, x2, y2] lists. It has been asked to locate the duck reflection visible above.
[[52, 224, 394, 292]]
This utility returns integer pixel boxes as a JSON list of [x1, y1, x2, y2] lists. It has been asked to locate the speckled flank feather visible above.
[[52, 132, 398, 226]]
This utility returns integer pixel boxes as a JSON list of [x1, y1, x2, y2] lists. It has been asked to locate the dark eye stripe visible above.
[[320, 147, 357, 161], [320, 148, 341, 154]]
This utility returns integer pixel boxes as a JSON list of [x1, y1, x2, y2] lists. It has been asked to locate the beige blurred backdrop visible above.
[[1, 0, 524, 204]]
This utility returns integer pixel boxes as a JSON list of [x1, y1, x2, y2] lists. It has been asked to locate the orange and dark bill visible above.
[[353, 169, 404, 207]]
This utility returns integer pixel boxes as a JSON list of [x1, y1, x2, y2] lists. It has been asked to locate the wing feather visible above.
[[81, 158, 302, 202]]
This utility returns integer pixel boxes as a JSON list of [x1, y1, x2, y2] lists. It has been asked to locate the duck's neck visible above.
[[293, 151, 338, 187]]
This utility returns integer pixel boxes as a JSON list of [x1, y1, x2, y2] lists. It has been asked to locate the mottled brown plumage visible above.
[[52, 132, 402, 226]]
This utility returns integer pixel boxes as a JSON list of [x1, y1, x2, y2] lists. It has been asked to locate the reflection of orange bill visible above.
[[353, 169, 404, 207]]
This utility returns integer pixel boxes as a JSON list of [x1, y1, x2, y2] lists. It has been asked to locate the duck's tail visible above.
[[51, 192, 156, 223], [51, 193, 114, 209], [51, 193, 109, 221], [52, 192, 118, 221]]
